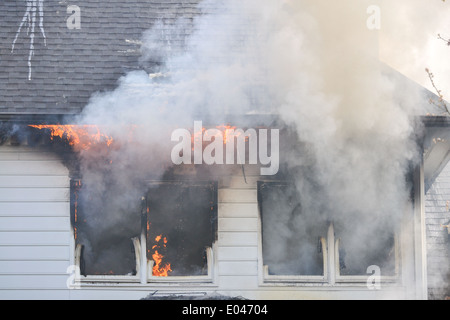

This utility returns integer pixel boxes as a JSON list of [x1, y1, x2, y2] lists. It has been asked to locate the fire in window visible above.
[[145, 181, 217, 277], [258, 181, 327, 276], [71, 179, 218, 278]]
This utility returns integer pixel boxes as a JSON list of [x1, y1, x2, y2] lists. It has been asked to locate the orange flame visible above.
[[191, 124, 250, 149], [29, 125, 114, 150], [152, 235, 171, 277], [215, 124, 238, 144]]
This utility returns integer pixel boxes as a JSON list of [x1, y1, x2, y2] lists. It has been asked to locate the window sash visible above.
[[259, 211, 401, 286]]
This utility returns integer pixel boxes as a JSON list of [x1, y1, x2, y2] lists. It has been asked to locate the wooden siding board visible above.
[[0, 152, 63, 161], [218, 261, 258, 276], [218, 218, 258, 232], [218, 189, 257, 203], [0, 246, 70, 261], [219, 176, 259, 189], [0, 217, 70, 232], [0, 202, 70, 217], [0, 188, 69, 202], [0, 290, 71, 300], [0, 231, 71, 246], [217, 247, 258, 261], [218, 275, 259, 289], [0, 275, 69, 289], [0, 161, 69, 176], [218, 232, 258, 247], [0, 176, 70, 188], [218, 203, 259, 218], [0, 260, 70, 274]]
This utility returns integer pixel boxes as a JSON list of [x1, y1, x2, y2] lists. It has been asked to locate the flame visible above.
[[215, 124, 238, 144], [191, 124, 250, 148], [152, 234, 172, 277], [29, 125, 114, 150]]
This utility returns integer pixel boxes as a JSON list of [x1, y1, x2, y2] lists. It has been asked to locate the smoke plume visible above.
[[73, 0, 434, 278]]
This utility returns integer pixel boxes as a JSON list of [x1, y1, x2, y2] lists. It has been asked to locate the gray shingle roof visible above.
[[0, 0, 201, 118]]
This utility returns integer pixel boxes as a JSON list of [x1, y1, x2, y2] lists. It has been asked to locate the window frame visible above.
[[257, 180, 329, 284], [141, 180, 218, 284], [257, 180, 402, 287], [70, 179, 219, 286], [334, 233, 401, 284]]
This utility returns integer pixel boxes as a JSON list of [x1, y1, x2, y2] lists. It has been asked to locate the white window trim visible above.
[[73, 241, 217, 286], [262, 236, 328, 284], [260, 220, 402, 286], [145, 243, 216, 284], [74, 241, 141, 284]]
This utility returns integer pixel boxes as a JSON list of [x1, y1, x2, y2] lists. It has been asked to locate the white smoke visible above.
[[74, 0, 439, 281]]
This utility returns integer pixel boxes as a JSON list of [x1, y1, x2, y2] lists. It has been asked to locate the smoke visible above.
[[73, 0, 433, 280]]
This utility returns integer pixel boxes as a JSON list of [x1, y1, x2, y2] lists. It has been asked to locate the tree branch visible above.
[[437, 34, 450, 46], [425, 68, 450, 116]]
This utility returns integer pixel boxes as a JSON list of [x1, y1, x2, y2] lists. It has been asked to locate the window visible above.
[[258, 181, 328, 282], [145, 181, 217, 281], [71, 179, 141, 282], [258, 180, 400, 285], [71, 179, 218, 284], [334, 222, 399, 283]]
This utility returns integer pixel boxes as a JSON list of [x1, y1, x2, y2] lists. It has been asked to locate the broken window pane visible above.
[[258, 181, 326, 276], [145, 181, 218, 277]]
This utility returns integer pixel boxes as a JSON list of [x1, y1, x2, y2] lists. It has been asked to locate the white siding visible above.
[[216, 166, 260, 292], [0, 146, 71, 300], [425, 161, 450, 300]]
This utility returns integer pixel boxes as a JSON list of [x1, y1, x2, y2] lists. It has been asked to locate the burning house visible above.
[[0, 0, 449, 300]]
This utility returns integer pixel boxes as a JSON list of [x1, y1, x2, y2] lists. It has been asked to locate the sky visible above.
[[379, 0, 450, 96]]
